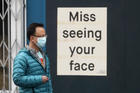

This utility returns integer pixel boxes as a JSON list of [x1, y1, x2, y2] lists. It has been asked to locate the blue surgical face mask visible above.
[[36, 36, 46, 49]]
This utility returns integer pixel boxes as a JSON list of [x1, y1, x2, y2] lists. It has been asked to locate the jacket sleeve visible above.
[[46, 56, 53, 93], [13, 54, 43, 88]]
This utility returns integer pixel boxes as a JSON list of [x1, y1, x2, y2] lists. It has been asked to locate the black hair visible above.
[[27, 23, 44, 40]]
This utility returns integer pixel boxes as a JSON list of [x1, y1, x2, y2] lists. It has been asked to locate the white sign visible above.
[[57, 7, 107, 76]]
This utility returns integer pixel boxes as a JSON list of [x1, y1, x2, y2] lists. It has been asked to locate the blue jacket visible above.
[[13, 47, 53, 93]]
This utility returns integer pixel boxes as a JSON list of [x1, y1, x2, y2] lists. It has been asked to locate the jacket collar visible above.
[[25, 45, 46, 70]]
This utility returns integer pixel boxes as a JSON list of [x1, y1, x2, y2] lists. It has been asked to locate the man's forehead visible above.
[[35, 27, 46, 34]]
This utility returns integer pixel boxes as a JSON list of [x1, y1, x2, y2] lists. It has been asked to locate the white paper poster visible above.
[[57, 7, 107, 76]]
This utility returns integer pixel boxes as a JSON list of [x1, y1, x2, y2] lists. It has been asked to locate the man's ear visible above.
[[30, 36, 34, 42]]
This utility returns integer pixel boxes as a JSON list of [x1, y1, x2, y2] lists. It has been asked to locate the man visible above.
[[13, 23, 53, 93]]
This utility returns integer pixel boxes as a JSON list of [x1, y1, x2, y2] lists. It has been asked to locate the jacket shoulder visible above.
[[14, 48, 30, 61]]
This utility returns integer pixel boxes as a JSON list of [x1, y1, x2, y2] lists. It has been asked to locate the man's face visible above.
[[31, 27, 46, 44]]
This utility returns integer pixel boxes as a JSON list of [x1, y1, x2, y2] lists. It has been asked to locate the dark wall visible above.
[[125, 1, 140, 93], [46, 0, 140, 93]]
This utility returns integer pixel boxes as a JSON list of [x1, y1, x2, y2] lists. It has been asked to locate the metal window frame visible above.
[[0, 0, 26, 93]]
